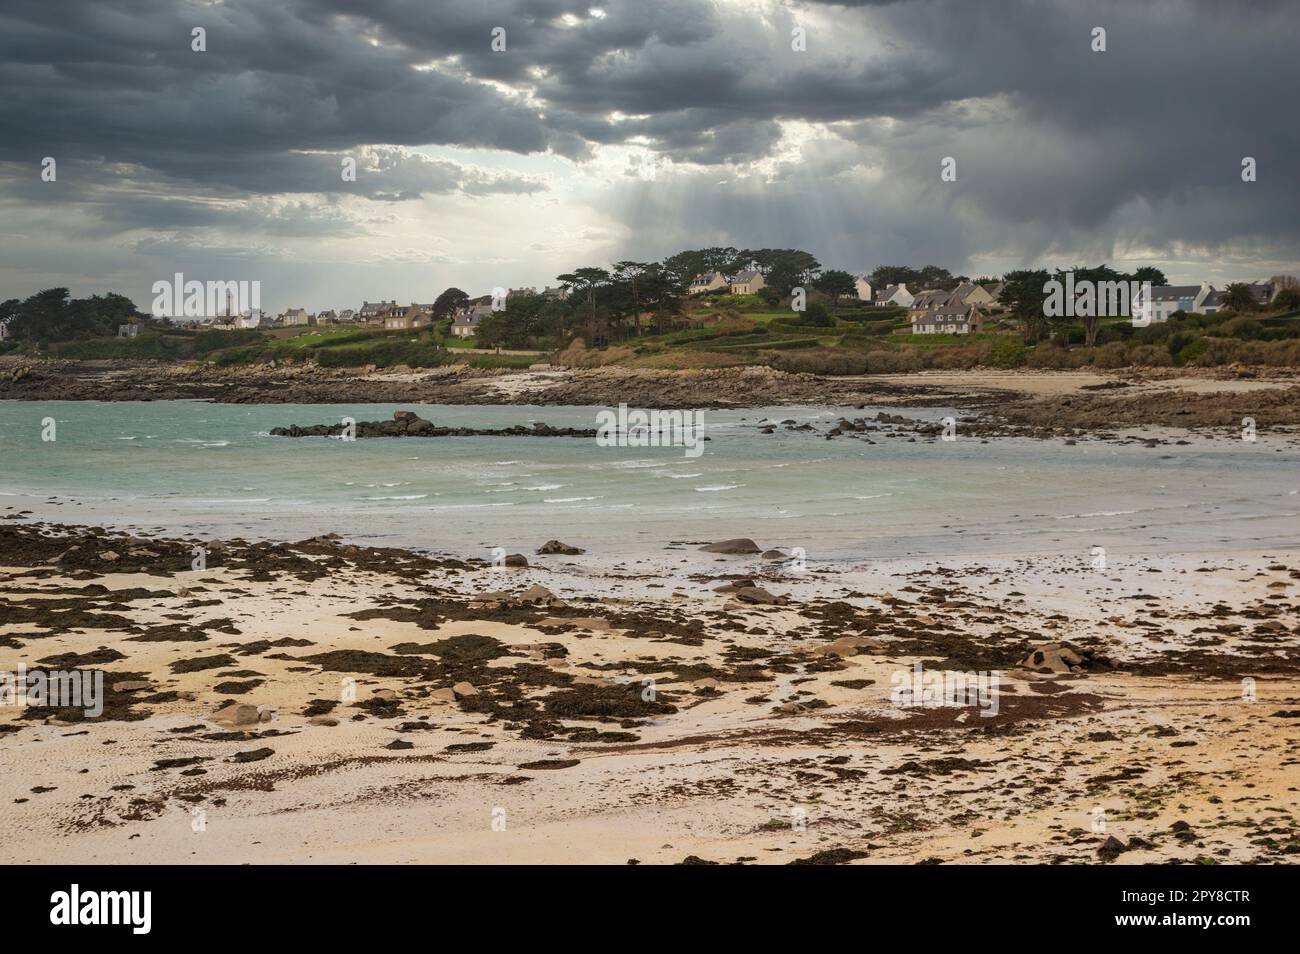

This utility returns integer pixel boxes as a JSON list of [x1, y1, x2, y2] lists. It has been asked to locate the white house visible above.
[[874, 283, 914, 308], [854, 275, 873, 302], [1149, 283, 1212, 322]]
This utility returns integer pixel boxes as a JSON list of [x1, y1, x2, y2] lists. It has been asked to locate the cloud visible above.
[[0, 0, 1295, 309]]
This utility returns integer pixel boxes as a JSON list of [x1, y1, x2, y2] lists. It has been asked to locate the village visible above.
[[145, 269, 1287, 343]]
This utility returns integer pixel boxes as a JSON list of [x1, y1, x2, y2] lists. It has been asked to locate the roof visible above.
[[692, 272, 725, 284], [927, 304, 977, 321], [910, 289, 950, 308], [1150, 284, 1204, 301], [731, 270, 762, 283]]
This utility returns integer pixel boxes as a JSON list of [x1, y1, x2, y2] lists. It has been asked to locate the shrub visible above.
[[986, 338, 1028, 368], [1026, 342, 1070, 368], [1126, 344, 1174, 367], [1221, 316, 1264, 340]]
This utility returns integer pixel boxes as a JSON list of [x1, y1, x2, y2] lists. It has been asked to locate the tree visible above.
[[432, 287, 469, 319], [815, 270, 856, 300], [1272, 287, 1300, 312], [1222, 282, 1259, 312], [1001, 269, 1051, 342], [557, 267, 610, 343], [1133, 266, 1167, 287]]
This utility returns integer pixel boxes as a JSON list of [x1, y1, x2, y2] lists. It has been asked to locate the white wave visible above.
[[544, 496, 602, 503], [363, 494, 429, 500], [695, 484, 743, 492]]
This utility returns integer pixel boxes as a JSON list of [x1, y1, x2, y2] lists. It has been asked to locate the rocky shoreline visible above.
[[4, 359, 1300, 441], [270, 410, 597, 439]]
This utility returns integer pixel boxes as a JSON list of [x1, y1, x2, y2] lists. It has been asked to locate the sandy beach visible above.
[[2, 521, 1296, 864]]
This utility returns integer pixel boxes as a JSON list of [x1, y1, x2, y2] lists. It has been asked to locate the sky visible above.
[[1, 0, 1297, 314]]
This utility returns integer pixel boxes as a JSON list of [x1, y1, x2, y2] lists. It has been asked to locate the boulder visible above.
[[111, 680, 151, 693], [732, 586, 786, 605], [502, 553, 530, 568], [429, 687, 457, 704], [451, 681, 479, 699], [536, 539, 585, 555], [517, 584, 559, 605], [1020, 641, 1109, 674], [210, 701, 259, 728], [700, 538, 762, 555]]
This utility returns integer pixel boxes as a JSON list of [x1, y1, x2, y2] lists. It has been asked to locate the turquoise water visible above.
[[1, 400, 1296, 565]]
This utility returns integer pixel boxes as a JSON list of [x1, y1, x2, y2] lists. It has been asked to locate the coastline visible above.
[[2, 520, 1297, 864], [4, 359, 1300, 440]]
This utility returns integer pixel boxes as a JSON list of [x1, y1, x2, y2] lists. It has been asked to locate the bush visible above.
[[986, 338, 1028, 368], [1126, 344, 1174, 367], [1221, 316, 1264, 340], [1026, 342, 1070, 368]]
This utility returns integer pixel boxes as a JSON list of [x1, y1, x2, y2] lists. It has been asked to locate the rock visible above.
[[429, 687, 457, 704], [372, 689, 398, 702], [309, 716, 339, 726], [385, 739, 414, 750], [700, 538, 762, 555], [1020, 641, 1110, 674], [230, 747, 274, 763], [1097, 836, 1129, 862], [451, 681, 479, 699], [733, 585, 786, 605], [502, 553, 530, 568], [111, 680, 151, 693], [210, 701, 259, 727], [517, 584, 559, 605], [812, 635, 888, 658], [761, 549, 789, 560], [536, 539, 585, 555], [393, 410, 419, 422], [99, 550, 120, 562], [714, 578, 757, 594]]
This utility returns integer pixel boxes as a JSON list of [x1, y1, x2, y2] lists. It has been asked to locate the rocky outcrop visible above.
[[270, 410, 596, 438]]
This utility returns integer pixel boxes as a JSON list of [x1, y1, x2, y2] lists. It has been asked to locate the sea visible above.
[[1, 400, 1297, 569]]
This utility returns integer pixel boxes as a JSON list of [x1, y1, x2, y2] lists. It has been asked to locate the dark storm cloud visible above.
[[0, 0, 1296, 294]]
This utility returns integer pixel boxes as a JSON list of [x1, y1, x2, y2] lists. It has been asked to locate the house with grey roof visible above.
[[451, 301, 494, 338], [688, 272, 730, 295], [1149, 284, 1212, 322], [912, 303, 982, 335], [874, 283, 915, 308], [729, 270, 765, 295]]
